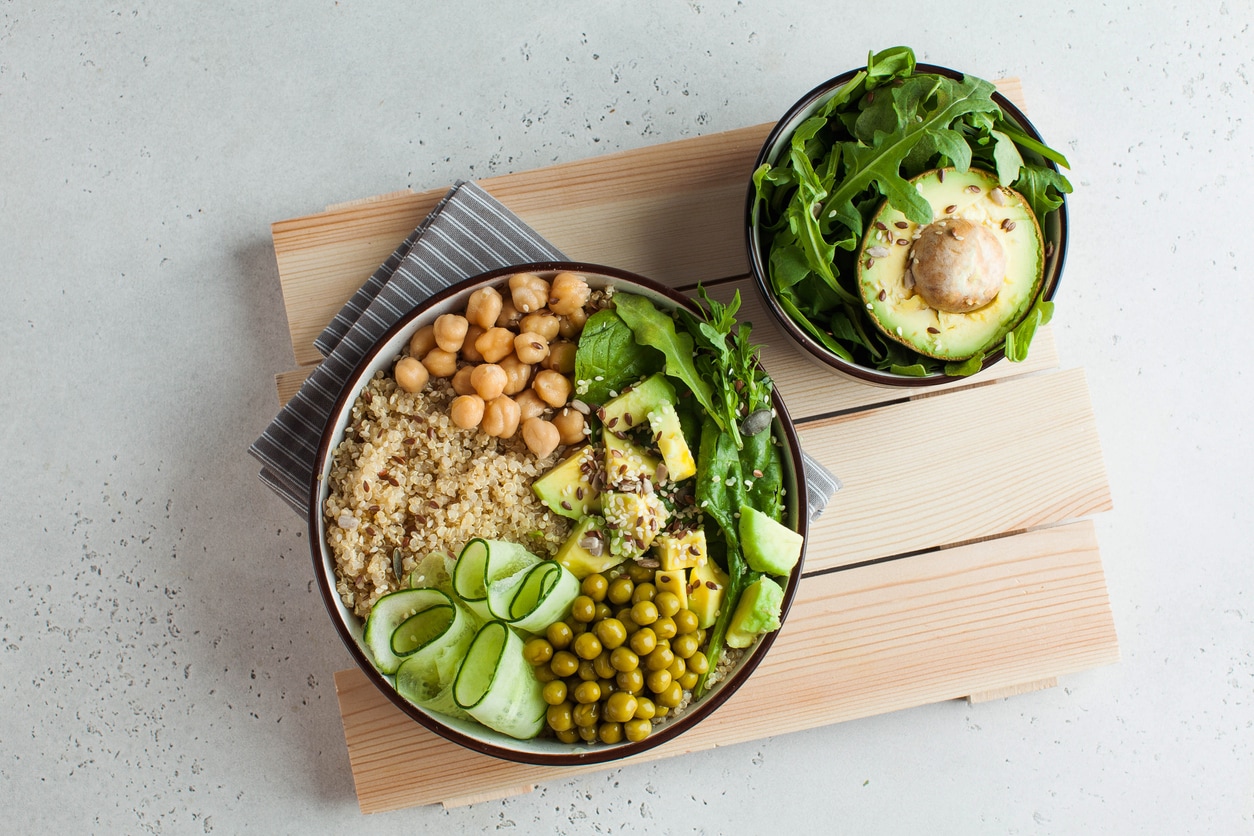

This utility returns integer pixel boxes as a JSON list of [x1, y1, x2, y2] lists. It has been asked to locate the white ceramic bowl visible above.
[[308, 261, 809, 765]]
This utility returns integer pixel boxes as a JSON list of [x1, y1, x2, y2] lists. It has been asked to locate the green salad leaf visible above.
[[572, 308, 663, 406]]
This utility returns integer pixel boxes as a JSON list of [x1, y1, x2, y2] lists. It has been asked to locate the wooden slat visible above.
[[263, 75, 1117, 814], [271, 125, 764, 367], [335, 520, 1116, 814], [703, 277, 1061, 419], [271, 272, 1061, 414], [967, 677, 1059, 704], [798, 368, 1112, 571], [273, 76, 1025, 366], [275, 365, 316, 407]]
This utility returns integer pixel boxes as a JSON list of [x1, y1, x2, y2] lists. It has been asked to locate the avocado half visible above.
[[857, 168, 1045, 362]]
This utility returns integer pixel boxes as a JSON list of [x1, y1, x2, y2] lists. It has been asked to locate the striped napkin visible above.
[[249, 181, 840, 518]]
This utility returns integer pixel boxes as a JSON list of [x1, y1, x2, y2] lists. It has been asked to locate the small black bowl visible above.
[[746, 64, 1069, 387]]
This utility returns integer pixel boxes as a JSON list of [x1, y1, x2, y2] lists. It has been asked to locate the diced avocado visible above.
[[725, 576, 784, 649], [533, 445, 601, 520], [688, 557, 729, 629], [604, 431, 662, 489], [739, 505, 804, 577], [857, 167, 1046, 362], [654, 568, 689, 610], [554, 516, 623, 579], [602, 491, 670, 559], [653, 528, 708, 572], [601, 372, 675, 427], [646, 401, 697, 482], [603, 373, 696, 482]]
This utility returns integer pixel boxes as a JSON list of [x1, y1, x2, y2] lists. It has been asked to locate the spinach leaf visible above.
[[611, 293, 721, 431], [572, 308, 663, 406]]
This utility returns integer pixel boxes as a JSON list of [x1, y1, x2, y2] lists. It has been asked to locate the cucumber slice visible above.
[[452, 539, 541, 620], [393, 598, 477, 720], [407, 550, 455, 594], [452, 620, 547, 739], [391, 605, 454, 656], [486, 561, 580, 634], [395, 656, 471, 721], [363, 588, 456, 674]]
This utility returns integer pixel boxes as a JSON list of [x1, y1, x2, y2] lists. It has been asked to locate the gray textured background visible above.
[[3, 2, 1251, 833]]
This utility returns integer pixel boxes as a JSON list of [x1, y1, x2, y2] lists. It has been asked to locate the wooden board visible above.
[[333, 521, 1115, 812], [262, 78, 1118, 813]]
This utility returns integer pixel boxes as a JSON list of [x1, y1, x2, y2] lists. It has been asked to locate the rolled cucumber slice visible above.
[[452, 620, 547, 740], [486, 560, 579, 634], [393, 598, 477, 720], [364, 587, 459, 675], [452, 539, 541, 621]]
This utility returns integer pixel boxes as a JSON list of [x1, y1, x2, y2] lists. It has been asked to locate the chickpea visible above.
[[520, 313, 560, 342], [548, 272, 591, 316], [514, 331, 550, 365], [475, 327, 515, 364], [460, 325, 486, 363], [409, 324, 437, 358], [514, 389, 547, 422], [552, 407, 587, 445], [421, 347, 458, 378], [465, 286, 503, 331], [433, 313, 469, 352], [394, 356, 429, 393], [481, 396, 521, 439], [508, 272, 550, 314], [558, 306, 588, 339], [451, 364, 476, 395], [449, 394, 485, 429], [470, 363, 508, 401], [544, 341, 577, 374], [500, 354, 532, 396], [522, 418, 561, 458], [533, 369, 572, 408], [496, 298, 524, 328]]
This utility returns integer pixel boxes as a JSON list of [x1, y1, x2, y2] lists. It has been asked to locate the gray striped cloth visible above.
[[249, 181, 840, 519]]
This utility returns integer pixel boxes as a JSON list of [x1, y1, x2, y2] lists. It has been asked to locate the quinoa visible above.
[[324, 372, 571, 618]]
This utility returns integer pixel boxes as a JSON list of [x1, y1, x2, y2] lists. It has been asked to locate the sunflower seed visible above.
[[867, 245, 890, 258], [740, 408, 773, 437]]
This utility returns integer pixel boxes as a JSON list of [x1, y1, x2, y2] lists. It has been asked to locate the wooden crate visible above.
[[265, 80, 1117, 813]]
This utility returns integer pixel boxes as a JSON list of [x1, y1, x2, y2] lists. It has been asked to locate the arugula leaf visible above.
[[991, 129, 1026, 186], [1013, 163, 1072, 219], [1004, 300, 1055, 362], [572, 308, 663, 406], [821, 74, 1000, 228]]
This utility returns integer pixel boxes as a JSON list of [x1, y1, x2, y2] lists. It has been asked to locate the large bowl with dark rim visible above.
[[746, 63, 1069, 387], [309, 261, 808, 765]]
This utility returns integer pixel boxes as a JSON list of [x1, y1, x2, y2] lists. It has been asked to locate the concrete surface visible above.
[[2, 1, 1250, 833]]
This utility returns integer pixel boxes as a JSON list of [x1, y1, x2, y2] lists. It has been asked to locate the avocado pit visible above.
[[909, 218, 1006, 313]]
